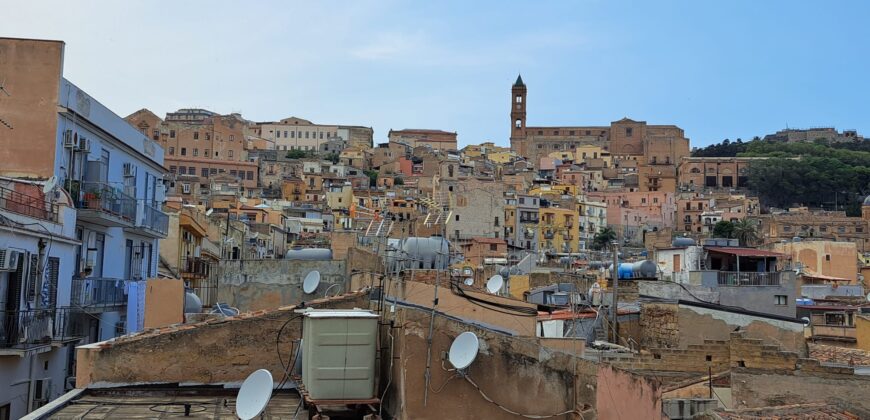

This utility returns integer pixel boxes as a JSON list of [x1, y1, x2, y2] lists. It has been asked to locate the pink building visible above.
[[587, 191, 675, 228]]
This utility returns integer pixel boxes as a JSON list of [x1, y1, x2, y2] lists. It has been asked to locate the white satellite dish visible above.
[[801, 316, 811, 327], [448, 331, 480, 370], [463, 278, 474, 286], [235, 369, 273, 420], [205, 208, 214, 216], [42, 176, 58, 194], [303, 271, 321, 294], [485, 275, 504, 294]]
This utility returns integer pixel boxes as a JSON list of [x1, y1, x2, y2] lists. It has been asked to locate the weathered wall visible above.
[[76, 292, 368, 388], [640, 303, 679, 348], [596, 365, 664, 420], [731, 367, 870, 411], [384, 307, 600, 420], [216, 259, 346, 311], [144, 278, 184, 329]]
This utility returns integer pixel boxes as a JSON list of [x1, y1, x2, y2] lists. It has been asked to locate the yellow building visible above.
[[538, 206, 579, 254], [488, 150, 519, 164], [528, 184, 578, 198]]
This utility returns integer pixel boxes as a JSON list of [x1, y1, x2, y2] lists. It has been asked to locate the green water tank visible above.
[[301, 309, 378, 400]]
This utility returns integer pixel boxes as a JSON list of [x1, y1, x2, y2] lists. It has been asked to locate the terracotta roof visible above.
[[705, 246, 786, 258]]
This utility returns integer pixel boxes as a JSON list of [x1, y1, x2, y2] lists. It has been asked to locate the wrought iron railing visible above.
[[0, 308, 83, 348], [71, 277, 127, 309], [180, 257, 212, 279], [0, 185, 58, 222], [716, 271, 782, 286], [75, 182, 136, 222]]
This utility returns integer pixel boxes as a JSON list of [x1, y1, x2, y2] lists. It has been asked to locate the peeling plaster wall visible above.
[[76, 292, 368, 388], [216, 259, 346, 311], [596, 365, 664, 420]]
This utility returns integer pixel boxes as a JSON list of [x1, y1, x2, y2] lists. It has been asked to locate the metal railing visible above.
[[140, 201, 169, 235], [180, 257, 212, 279], [716, 271, 782, 286], [0, 308, 83, 348], [0, 185, 58, 222], [75, 182, 136, 222], [71, 277, 127, 309]]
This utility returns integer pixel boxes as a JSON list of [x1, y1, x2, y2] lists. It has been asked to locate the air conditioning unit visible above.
[[62, 130, 77, 149], [0, 248, 21, 271], [122, 163, 136, 177], [77, 138, 91, 152]]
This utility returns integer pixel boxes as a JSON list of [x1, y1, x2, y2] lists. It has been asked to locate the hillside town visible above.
[[1, 37, 869, 420]]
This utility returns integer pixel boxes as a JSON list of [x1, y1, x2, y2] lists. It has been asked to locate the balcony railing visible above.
[[0, 308, 84, 349], [139, 201, 169, 236], [71, 277, 127, 310], [0, 185, 58, 222], [180, 257, 211, 279], [717, 271, 782, 286], [74, 181, 136, 222]]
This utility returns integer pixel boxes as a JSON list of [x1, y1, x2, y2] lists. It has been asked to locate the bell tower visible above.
[[510, 74, 527, 153]]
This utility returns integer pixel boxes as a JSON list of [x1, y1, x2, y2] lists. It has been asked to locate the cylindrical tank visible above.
[[631, 260, 658, 278], [617, 263, 633, 279], [184, 289, 202, 314], [672, 237, 696, 247], [399, 236, 451, 270], [285, 248, 333, 260]]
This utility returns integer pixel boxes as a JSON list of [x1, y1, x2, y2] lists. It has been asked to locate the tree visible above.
[[712, 220, 734, 238], [592, 227, 617, 250], [286, 149, 314, 159], [732, 219, 759, 246], [363, 170, 378, 187], [324, 152, 340, 164]]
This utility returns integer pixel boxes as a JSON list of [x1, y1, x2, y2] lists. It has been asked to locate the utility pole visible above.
[[610, 240, 619, 344]]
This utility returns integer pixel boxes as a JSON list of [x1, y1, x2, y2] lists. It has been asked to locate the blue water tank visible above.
[[618, 263, 634, 279]]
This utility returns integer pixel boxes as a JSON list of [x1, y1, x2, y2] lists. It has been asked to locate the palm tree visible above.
[[732, 219, 759, 246], [592, 227, 617, 250]]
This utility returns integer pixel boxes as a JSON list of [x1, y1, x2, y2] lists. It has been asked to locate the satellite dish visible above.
[[463, 278, 474, 286], [205, 208, 214, 216], [235, 369, 273, 420], [303, 271, 321, 294], [211, 302, 239, 317], [801, 316, 811, 327], [448, 332, 480, 370], [866, 293, 870, 303], [42, 176, 58, 194], [485, 275, 504, 294]]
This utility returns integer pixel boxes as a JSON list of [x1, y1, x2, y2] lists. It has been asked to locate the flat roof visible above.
[[705, 246, 786, 258]]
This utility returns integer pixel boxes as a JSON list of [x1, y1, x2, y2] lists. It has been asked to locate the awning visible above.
[[484, 257, 508, 265], [801, 272, 851, 282], [705, 247, 786, 258]]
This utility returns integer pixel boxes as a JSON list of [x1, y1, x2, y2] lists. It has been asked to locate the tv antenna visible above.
[[485, 275, 504, 294], [235, 369, 273, 420], [448, 331, 480, 370], [302, 270, 321, 294]]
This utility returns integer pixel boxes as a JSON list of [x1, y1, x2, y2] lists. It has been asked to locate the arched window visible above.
[[515, 95, 522, 103], [515, 119, 522, 128], [690, 168, 701, 173]]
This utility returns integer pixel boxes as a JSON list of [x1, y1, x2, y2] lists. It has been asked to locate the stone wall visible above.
[[731, 368, 870, 412], [216, 259, 346, 311], [640, 302, 680, 348], [76, 292, 369, 388]]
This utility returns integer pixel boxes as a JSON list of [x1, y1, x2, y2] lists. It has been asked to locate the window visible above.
[[537, 130, 543, 135], [320, 132, 324, 139], [193, 148, 199, 157], [170, 130, 176, 138], [228, 150, 234, 158], [455, 214, 460, 221], [276, 131, 281, 138], [625, 127, 633, 137], [230, 170, 237, 177], [229, 135, 235, 141], [188, 166, 195, 174], [494, 217, 500, 227], [515, 95, 522, 103], [291, 131, 295, 138], [284, 131, 288, 138], [210, 168, 217, 175], [182, 183, 191, 194], [774, 295, 787, 306], [201, 168, 209, 177], [204, 149, 210, 157], [554, 130, 559, 135], [205, 132, 211, 140], [181, 147, 187, 156], [247, 171, 254, 180], [306, 132, 310, 139], [825, 313, 846, 325], [838, 226, 846, 233], [783, 225, 791, 232], [825, 254, 831, 261], [857, 226, 864, 233], [169, 165, 177, 173], [490, 244, 498, 251], [569, 131, 575, 136], [193, 131, 199, 140], [515, 119, 522, 128], [169, 147, 175, 155], [179, 166, 187, 175]]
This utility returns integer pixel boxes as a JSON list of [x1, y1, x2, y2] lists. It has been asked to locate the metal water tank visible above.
[[617, 263, 634, 279], [184, 289, 202, 314], [285, 248, 333, 260], [631, 260, 658, 278], [302, 309, 378, 400], [672, 237, 696, 247]]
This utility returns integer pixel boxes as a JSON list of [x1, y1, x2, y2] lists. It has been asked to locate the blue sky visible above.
[[3, 0, 868, 147]]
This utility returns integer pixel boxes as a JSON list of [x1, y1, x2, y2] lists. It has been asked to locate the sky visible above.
[[3, 0, 868, 148]]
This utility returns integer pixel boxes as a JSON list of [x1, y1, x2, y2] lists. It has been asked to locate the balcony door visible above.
[[93, 233, 105, 278], [124, 240, 133, 281]]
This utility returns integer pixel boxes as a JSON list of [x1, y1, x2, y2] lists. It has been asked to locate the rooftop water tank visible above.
[[617, 263, 634, 279], [672, 237, 696, 247], [631, 260, 658, 278], [285, 248, 333, 261], [302, 309, 378, 400], [184, 289, 202, 314]]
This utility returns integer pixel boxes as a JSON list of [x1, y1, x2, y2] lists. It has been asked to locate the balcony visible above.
[[72, 181, 136, 227], [0, 185, 58, 222], [71, 277, 127, 312], [716, 271, 782, 286], [131, 201, 168, 238], [180, 257, 212, 280], [0, 308, 84, 354]]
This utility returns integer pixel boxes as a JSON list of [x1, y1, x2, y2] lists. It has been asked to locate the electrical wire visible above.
[[274, 314, 303, 391], [449, 280, 538, 316], [464, 375, 583, 419]]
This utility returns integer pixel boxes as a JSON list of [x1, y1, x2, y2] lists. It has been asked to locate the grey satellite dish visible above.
[[303, 270, 321, 294], [801, 317, 811, 326], [235, 369, 273, 420], [485, 275, 504, 294], [211, 302, 239, 317], [448, 332, 480, 370], [42, 176, 58, 194], [463, 277, 474, 286]]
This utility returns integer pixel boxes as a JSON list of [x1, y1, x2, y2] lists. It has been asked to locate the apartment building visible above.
[[253, 117, 373, 151], [0, 38, 167, 418], [388, 128, 458, 151]]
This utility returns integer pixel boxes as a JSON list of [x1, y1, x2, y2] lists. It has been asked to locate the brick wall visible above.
[[640, 303, 680, 348]]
